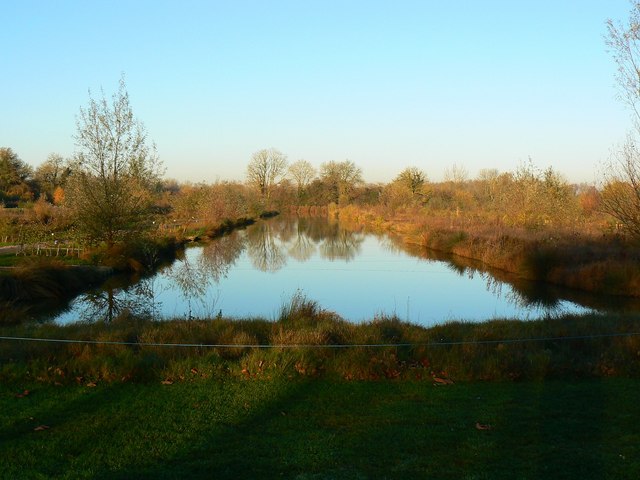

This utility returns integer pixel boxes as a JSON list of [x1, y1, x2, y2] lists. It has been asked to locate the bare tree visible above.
[[246, 148, 288, 205], [444, 163, 468, 183], [601, 136, 640, 236], [288, 159, 316, 202], [607, 4, 640, 122], [67, 77, 162, 246], [319, 160, 363, 205], [603, 3, 640, 236]]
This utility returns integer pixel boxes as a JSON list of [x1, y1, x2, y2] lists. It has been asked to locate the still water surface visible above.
[[45, 216, 632, 326]]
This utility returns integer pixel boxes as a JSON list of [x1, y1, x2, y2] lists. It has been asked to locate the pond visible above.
[[43, 215, 639, 327]]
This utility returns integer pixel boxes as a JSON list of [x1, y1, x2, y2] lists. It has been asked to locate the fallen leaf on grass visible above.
[[161, 380, 173, 385], [433, 377, 454, 385], [15, 390, 30, 398], [34, 425, 50, 432], [85, 382, 97, 388], [190, 368, 198, 375], [475, 422, 493, 431]]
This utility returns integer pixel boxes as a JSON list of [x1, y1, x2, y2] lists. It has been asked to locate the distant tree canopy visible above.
[[0, 147, 34, 206], [34, 153, 71, 203]]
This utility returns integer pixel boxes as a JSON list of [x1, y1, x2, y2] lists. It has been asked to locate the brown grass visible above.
[[338, 205, 640, 297]]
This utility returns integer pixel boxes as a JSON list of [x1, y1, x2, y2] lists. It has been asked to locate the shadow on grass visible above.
[[2, 379, 639, 479]]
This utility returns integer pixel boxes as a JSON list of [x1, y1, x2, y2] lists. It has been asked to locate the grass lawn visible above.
[[1, 378, 639, 479], [0, 253, 19, 267]]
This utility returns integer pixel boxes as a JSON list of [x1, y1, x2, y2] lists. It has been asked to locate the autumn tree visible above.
[[319, 160, 363, 205], [246, 148, 288, 206], [35, 153, 71, 202], [67, 77, 162, 246], [380, 167, 428, 211], [288, 159, 316, 203], [502, 160, 576, 228], [395, 167, 428, 195]]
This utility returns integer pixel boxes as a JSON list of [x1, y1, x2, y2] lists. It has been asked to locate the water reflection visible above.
[[319, 222, 364, 261], [246, 221, 287, 272], [392, 237, 640, 313], [199, 232, 245, 281], [287, 222, 316, 262], [42, 215, 640, 325], [78, 276, 160, 322]]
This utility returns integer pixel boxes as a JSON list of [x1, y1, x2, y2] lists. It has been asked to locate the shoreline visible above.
[[336, 205, 640, 298]]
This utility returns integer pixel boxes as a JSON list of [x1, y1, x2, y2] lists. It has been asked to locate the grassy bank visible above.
[[337, 205, 640, 297], [2, 297, 640, 477], [2, 294, 640, 383], [1, 377, 638, 479]]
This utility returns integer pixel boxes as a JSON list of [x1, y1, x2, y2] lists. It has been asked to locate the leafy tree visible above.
[[0, 147, 34, 205], [52, 186, 66, 205], [67, 77, 162, 246], [35, 153, 71, 202], [246, 148, 288, 206]]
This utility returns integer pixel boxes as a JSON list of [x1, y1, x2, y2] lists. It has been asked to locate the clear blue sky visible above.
[[0, 0, 633, 183]]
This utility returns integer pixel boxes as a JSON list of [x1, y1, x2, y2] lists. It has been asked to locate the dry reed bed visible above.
[[338, 205, 640, 297]]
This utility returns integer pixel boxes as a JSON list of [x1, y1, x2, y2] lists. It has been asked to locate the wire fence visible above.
[[1, 331, 640, 349]]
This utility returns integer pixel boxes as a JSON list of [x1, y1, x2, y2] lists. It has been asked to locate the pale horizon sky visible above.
[[1, 1, 635, 184]]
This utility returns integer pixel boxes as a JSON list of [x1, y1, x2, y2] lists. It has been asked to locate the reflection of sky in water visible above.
[[53, 218, 594, 326]]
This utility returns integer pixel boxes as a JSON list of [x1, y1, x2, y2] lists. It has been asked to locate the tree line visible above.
[[6, 1, 640, 250]]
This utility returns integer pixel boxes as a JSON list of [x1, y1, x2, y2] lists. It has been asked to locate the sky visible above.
[[0, 0, 635, 184]]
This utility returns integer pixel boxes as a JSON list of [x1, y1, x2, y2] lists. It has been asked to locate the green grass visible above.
[[0, 378, 638, 479], [2, 294, 640, 477], [0, 253, 17, 267]]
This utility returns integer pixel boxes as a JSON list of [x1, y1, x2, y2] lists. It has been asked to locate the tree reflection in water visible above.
[[167, 253, 218, 319], [246, 221, 287, 272], [245, 216, 364, 267], [199, 231, 245, 282], [318, 222, 364, 262], [49, 215, 635, 325], [287, 217, 317, 262], [79, 276, 160, 322]]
